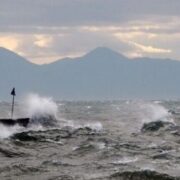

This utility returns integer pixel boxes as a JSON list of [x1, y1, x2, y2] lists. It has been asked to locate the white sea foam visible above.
[[85, 122, 103, 131], [96, 142, 106, 149], [0, 124, 22, 139], [118, 100, 175, 132], [137, 101, 174, 124], [86, 106, 92, 109], [24, 94, 58, 119], [63, 120, 103, 131], [114, 156, 138, 164], [0, 94, 60, 138], [140, 165, 155, 171]]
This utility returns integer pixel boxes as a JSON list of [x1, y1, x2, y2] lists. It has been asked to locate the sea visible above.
[[0, 94, 180, 180]]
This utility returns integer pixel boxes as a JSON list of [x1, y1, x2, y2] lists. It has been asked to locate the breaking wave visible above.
[[24, 94, 58, 125], [109, 170, 178, 180]]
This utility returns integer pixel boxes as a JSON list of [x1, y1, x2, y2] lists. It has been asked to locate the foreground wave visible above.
[[107, 170, 179, 180], [0, 100, 180, 179]]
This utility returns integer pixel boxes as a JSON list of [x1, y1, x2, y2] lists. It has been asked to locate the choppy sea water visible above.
[[0, 96, 180, 180]]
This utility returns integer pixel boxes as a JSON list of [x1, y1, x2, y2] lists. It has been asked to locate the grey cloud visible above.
[[0, 0, 180, 27], [48, 30, 133, 56], [1, 0, 180, 63], [15, 29, 133, 63], [0, 25, 75, 35]]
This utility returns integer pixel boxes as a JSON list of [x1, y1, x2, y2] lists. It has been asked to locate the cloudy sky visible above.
[[0, 0, 180, 64]]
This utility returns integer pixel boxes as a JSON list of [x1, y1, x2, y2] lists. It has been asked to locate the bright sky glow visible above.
[[0, 0, 180, 64]]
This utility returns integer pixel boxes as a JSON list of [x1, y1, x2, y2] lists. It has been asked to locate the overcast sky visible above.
[[0, 0, 180, 64]]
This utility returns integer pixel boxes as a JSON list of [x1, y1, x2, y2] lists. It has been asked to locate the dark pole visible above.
[[10, 88, 16, 119], [11, 95, 15, 119]]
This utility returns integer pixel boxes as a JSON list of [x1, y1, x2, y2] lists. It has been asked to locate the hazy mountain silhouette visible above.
[[0, 47, 180, 100]]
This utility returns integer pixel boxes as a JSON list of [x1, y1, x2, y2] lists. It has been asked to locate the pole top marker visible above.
[[11, 88, 16, 96]]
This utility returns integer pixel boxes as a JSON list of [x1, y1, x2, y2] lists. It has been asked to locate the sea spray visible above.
[[113, 100, 175, 133], [137, 101, 174, 124], [63, 119, 103, 132], [0, 124, 22, 139], [23, 94, 59, 126]]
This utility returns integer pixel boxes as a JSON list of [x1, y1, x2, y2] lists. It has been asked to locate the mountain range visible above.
[[0, 47, 180, 100]]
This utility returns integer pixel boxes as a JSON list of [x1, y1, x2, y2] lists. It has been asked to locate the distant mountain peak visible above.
[[0, 47, 32, 65], [0, 47, 16, 55], [83, 47, 128, 60], [89, 47, 115, 53], [0, 46, 180, 100]]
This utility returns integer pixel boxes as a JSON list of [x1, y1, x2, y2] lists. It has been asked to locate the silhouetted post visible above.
[[11, 88, 16, 119]]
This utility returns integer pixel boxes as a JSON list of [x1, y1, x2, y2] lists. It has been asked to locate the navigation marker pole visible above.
[[11, 87, 16, 119]]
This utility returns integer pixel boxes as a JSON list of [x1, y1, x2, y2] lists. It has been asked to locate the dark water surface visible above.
[[0, 99, 180, 180]]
